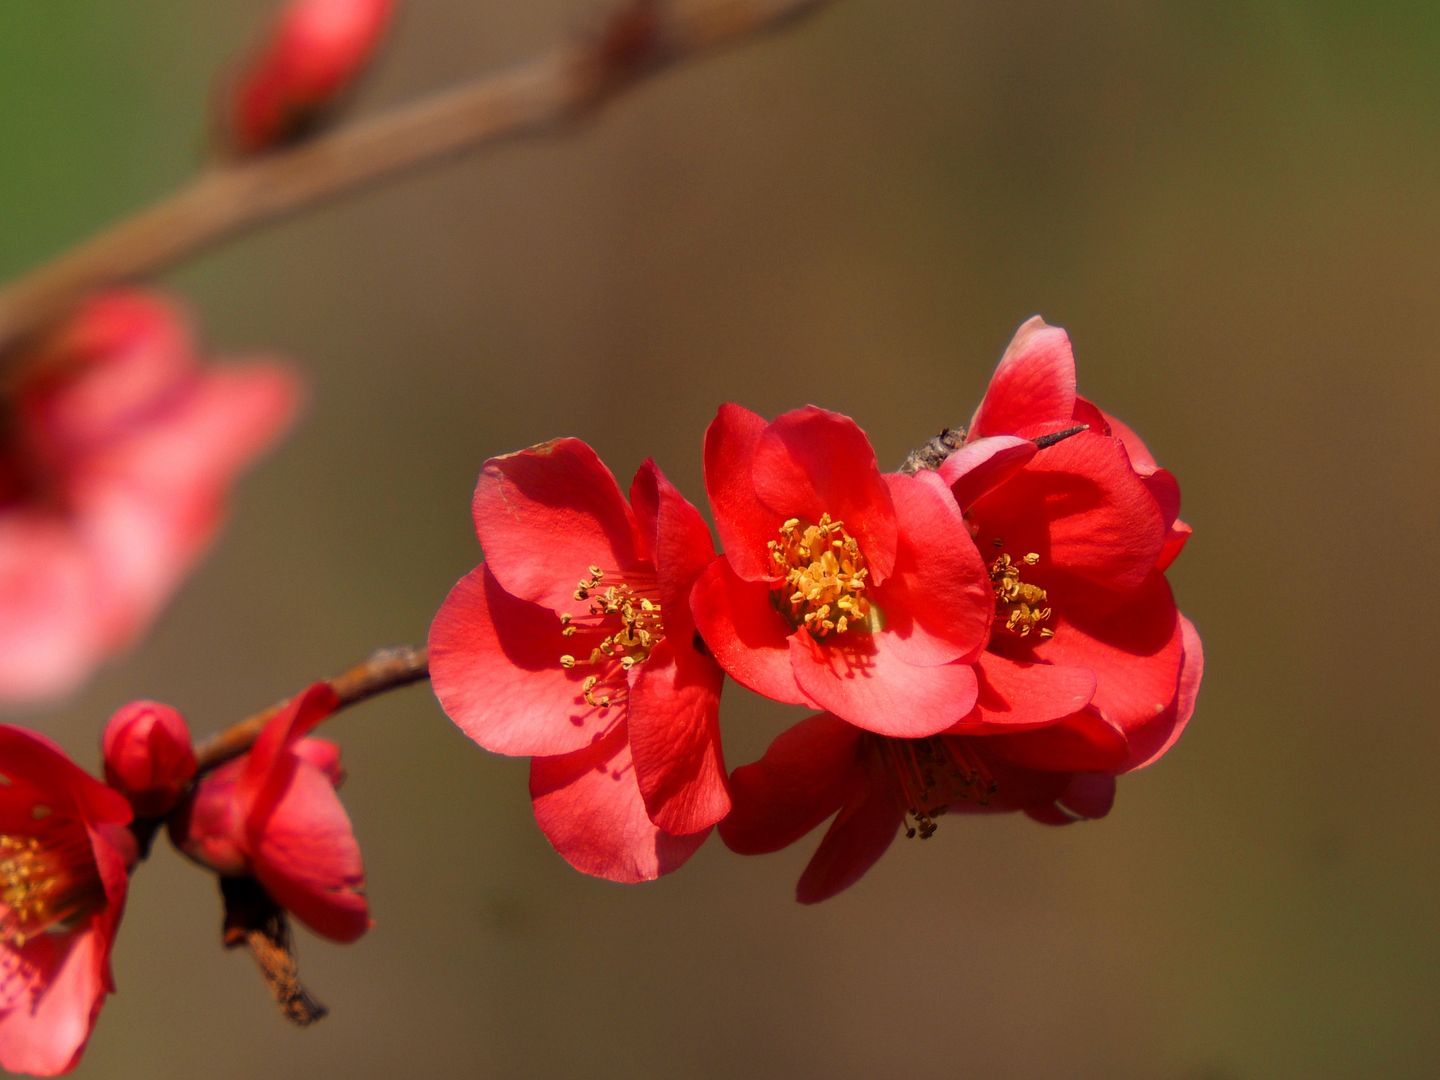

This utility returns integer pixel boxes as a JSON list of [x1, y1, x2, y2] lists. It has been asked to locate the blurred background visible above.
[[2, 2, 1438, 1077]]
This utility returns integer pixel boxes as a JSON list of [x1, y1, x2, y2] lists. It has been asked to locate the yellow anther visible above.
[[989, 552, 1054, 638], [768, 514, 872, 640]]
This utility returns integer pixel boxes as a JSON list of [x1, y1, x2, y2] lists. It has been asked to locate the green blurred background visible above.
[[3, 2, 1438, 1077]]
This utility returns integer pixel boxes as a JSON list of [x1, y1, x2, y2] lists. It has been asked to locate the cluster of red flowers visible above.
[[430, 317, 1202, 901]]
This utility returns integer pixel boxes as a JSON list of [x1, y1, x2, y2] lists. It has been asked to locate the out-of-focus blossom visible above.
[[169, 684, 368, 943], [939, 317, 1202, 774], [0, 290, 300, 704], [100, 702, 196, 818], [223, 0, 398, 155], [0, 726, 135, 1076], [430, 438, 727, 883], [691, 404, 993, 736]]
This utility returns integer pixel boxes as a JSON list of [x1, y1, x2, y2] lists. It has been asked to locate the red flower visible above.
[[0, 291, 300, 703], [0, 727, 135, 1076], [429, 439, 727, 883], [691, 405, 993, 736], [169, 685, 368, 943], [938, 317, 1202, 773], [101, 702, 197, 819], [224, 0, 397, 155], [719, 712, 1161, 903]]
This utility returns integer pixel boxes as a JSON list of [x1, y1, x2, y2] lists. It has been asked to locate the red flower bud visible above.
[[101, 701, 197, 817], [223, 0, 397, 156]]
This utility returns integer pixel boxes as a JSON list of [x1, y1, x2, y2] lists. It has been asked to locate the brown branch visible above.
[[194, 644, 429, 773], [0, 0, 834, 361]]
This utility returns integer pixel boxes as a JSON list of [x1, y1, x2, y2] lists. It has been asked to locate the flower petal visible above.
[[795, 748, 905, 904], [985, 709, 1129, 773], [0, 913, 116, 1077], [628, 641, 729, 835], [969, 316, 1078, 439], [429, 566, 620, 757], [945, 653, 1096, 733], [719, 713, 861, 855], [702, 403, 776, 581], [529, 723, 707, 883], [788, 632, 979, 737], [937, 434, 1037, 511], [472, 438, 641, 611], [689, 559, 807, 706], [629, 460, 717, 623], [753, 407, 897, 582], [1125, 614, 1203, 770]]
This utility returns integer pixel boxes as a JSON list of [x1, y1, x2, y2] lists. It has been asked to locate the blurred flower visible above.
[[0, 290, 300, 704], [430, 438, 727, 882], [691, 404, 992, 735], [101, 701, 197, 819], [0, 726, 135, 1076], [719, 712, 1129, 903], [939, 317, 1202, 774], [223, 0, 397, 155], [169, 684, 368, 943]]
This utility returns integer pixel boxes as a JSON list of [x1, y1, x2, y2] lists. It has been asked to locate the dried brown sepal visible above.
[[220, 876, 329, 1027], [900, 425, 966, 475]]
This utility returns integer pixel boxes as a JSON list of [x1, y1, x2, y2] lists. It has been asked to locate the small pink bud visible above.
[[223, 0, 397, 156], [102, 701, 197, 817]]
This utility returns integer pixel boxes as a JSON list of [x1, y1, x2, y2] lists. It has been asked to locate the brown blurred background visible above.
[[3, 2, 1438, 1077]]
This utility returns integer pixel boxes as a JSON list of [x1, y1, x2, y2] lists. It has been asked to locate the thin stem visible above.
[[0, 0, 833, 362], [194, 644, 429, 774]]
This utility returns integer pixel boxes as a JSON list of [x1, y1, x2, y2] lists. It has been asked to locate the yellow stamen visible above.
[[875, 737, 996, 840], [989, 551, 1053, 638], [556, 567, 664, 709], [768, 514, 871, 640], [1, 832, 102, 948]]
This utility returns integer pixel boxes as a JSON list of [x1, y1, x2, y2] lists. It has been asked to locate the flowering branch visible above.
[[193, 643, 429, 774], [0, 0, 833, 363]]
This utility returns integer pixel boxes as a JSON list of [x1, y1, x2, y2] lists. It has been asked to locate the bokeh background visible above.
[[3, 2, 1438, 1077]]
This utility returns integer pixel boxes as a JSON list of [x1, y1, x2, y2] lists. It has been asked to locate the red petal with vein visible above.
[[719, 713, 861, 855], [876, 471, 992, 666], [689, 559, 807, 706], [946, 653, 1096, 733], [969, 316, 1078, 438], [530, 724, 707, 883], [752, 407, 898, 581], [1126, 615, 1204, 770], [788, 632, 979, 737], [702, 403, 776, 580], [628, 642, 729, 835], [937, 435, 1036, 511], [429, 566, 617, 758], [629, 460, 717, 623], [795, 750, 906, 904], [472, 438, 641, 612]]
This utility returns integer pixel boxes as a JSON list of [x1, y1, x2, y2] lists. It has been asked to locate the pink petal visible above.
[[629, 460, 717, 618], [627, 641, 730, 835], [238, 682, 339, 819], [689, 559, 807, 706], [969, 316, 1078, 439], [703, 403, 782, 581], [945, 653, 1096, 733], [874, 471, 991, 666], [788, 632, 979, 737], [753, 407, 897, 582], [471, 438, 641, 612], [251, 758, 369, 943], [937, 434, 1037, 511], [719, 713, 861, 855], [1157, 519, 1191, 572], [429, 566, 623, 757], [0, 914, 116, 1077], [0, 726, 132, 826], [985, 710, 1129, 773], [529, 723, 707, 883]]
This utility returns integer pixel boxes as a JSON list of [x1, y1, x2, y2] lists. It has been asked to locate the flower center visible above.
[[989, 551, 1054, 638], [0, 831, 103, 948], [558, 566, 663, 709], [875, 736, 996, 840], [768, 514, 872, 639]]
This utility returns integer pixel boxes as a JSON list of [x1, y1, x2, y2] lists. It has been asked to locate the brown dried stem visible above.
[[0, 0, 834, 361], [194, 644, 429, 774]]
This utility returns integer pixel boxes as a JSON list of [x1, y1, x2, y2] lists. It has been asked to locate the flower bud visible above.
[[102, 701, 197, 817], [223, 0, 398, 156]]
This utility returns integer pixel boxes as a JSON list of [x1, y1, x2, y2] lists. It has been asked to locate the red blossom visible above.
[[0, 727, 135, 1076], [0, 290, 300, 704], [429, 439, 727, 883], [940, 317, 1202, 772], [169, 685, 369, 943], [692, 405, 993, 736], [101, 702, 196, 818], [224, 0, 397, 155]]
